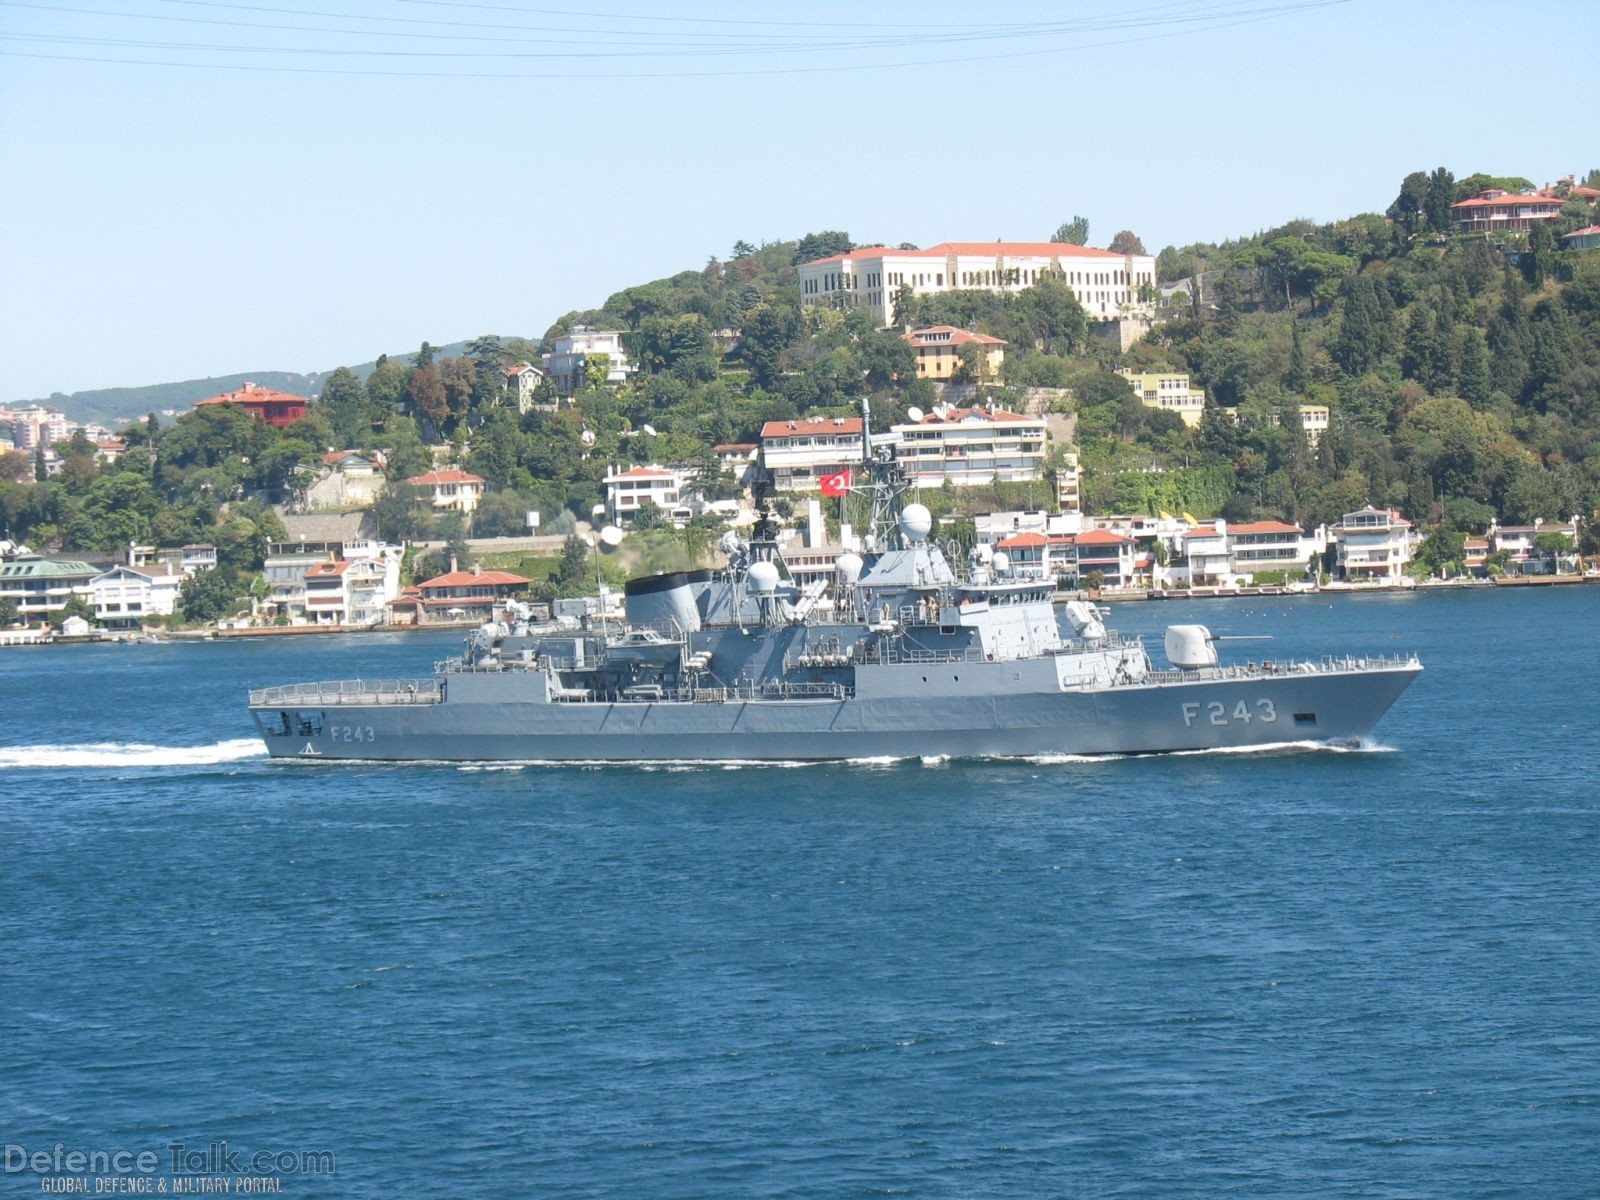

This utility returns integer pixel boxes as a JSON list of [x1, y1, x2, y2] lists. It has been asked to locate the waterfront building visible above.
[[1491, 520, 1580, 574], [193, 382, 308, 428], [1333, 507, 1414, 583], [604, 464, 684, 524], [901, 326, 1006, 381], [892, 407, 1048, 488], [542, 328, 633, 391], [405, 468, 486, 516], [0, 556, 99, 620], [413, 565, 531, 624], [1115, 369, 1207, 427], [87, 563, 184, 628], [797, 241, 1158, 326]]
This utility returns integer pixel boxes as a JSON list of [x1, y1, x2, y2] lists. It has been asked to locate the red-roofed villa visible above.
[[194, 382, 308, 428]]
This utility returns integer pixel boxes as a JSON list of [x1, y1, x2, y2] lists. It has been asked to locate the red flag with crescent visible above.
[[820, 467, 851, 497]]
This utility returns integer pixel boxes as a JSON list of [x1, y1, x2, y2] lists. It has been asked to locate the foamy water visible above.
[[0, 738, 266, 769]]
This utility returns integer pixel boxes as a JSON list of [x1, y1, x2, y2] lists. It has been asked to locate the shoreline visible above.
[[3, 574, 1593, 646]]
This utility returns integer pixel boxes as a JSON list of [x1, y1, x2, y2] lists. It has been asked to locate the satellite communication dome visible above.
[[906, 406, 925, 423], [599, 525, 625, 547], [992, 551, 1011, 574], [747, 560, 780, 593], [591, 502, 607, 517], [899, 502, 933, 542], [580, 429, 597, 446], [834, 552, 864, 583]]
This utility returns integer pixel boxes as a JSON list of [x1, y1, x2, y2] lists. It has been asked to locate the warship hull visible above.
[[250, 658, 1421, 763]]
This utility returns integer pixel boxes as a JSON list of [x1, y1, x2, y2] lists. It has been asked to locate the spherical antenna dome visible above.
[[834, 552, 863, 584], [747, 560, 780, 593], [599, 525, 624, 547], [899, 502, 933, 542], [992, 551, 1011, 574]]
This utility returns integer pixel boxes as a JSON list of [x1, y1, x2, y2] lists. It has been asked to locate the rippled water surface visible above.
[[2, 589, 1597, 1197]]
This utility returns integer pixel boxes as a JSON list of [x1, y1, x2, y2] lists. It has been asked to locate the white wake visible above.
[[0, 738, 266, 769]]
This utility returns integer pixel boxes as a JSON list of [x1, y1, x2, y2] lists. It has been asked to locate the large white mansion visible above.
[[797, 240, 1158, 325]]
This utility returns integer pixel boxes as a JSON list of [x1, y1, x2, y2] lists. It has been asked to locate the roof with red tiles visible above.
[[306, 561, 352, 578], [195, 383, 309, 408], [997, 532, 1048, 548], [417, 569, 531, 590], [1563, 225, 1600, 238], [1228, 520, 1302, 535], [607, 466, 677, 480], [406, 469, 485, 486], [761, 417, 864, 438], [917, 407, 1033, 425], [1072, 530, 1132, 546], [1451, 192, 1563, 209], [903, 325, 1007, 348]]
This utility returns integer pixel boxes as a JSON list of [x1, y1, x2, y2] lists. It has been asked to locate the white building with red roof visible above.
[[759, 416, 900, 492], [892, 406, 1049, 488], [797, 241, 1158, 326], [603, 463, 685, 523], [405, 468, 486, 515], [502, 361, 546, 413], [901, 325, 1006, 381]]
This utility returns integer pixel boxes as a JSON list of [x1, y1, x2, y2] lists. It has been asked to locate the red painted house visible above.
[[194, 381, 309, 428]]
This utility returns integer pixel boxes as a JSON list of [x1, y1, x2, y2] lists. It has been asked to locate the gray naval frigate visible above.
[[247, 401, 1421, 762]]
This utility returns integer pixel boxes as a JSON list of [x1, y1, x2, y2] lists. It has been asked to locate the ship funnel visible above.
[[623, 572, 702, 632]]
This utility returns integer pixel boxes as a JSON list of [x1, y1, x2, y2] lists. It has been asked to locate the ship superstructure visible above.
[[248, 400, 1421, 762]]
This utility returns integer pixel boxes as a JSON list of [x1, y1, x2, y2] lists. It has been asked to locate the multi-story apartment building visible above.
[[1116, 369, 1207, 427], [1333, 507, 1413, 583], [759, 417, 900, 492], [798, 241, 1158, 325], [6, 405, 72, 451], [542, 328, 633, 391], [901, 326, 1006, 381], [891, 407, 1048, 488], [1056, 449, 1082, 512], [1298, 404, 1330, 448]]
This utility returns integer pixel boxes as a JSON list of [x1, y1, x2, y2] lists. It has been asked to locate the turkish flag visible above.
[[819, 468, 851, 497]]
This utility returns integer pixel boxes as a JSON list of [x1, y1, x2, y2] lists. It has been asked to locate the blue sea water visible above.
[[1, 588, 1597, 1198]]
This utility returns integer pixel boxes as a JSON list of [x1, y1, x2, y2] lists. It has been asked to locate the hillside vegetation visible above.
[[5, 166, 1599, 621]]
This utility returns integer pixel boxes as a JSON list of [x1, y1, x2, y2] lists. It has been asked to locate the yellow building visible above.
[[902, 326, 1006, 382], [1116, 368, 1207, 427]]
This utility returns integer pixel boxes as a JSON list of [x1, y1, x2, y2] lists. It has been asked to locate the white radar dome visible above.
[[580, 429, 597, 446], [599, 525, 625, 547], [747, 560, 780, 593], [992, 551, 1011, 575], [834, 552, 864, 584], [899, 502, 933, 542]]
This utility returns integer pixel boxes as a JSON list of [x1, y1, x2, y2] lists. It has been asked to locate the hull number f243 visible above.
[[330, 725, 377, 743], [1180, 699, 1278, 728]]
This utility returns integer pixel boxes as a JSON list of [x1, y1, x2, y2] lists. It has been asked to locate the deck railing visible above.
[[249, 679, 442, 706]]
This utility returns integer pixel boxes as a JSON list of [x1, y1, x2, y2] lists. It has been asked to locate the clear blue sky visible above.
[[1, 0, 1594, 401]]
